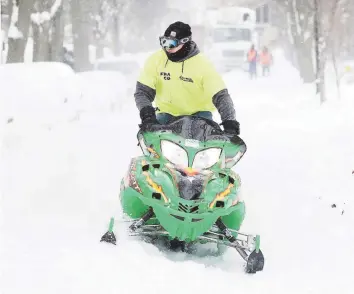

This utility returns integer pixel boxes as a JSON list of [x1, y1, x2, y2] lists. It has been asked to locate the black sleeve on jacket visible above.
[[212, 89, 236, 121], [134, 81, 156, 111]]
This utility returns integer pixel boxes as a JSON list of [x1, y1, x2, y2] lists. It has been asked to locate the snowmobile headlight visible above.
[[192, 148, 222, 170], [161, 140, 188, 167]]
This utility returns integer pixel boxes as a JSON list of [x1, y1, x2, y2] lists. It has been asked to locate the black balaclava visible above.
[[163, 21, 192, 62]]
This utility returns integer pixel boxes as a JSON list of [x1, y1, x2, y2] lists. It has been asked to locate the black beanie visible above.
[[164, 21, 192, 39]]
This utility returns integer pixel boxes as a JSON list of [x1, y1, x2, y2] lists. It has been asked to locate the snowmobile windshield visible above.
[[152, 115, 234, 143], [138, 115, 246, 170]]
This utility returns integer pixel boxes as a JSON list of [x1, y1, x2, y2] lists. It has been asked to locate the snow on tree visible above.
[[31, 0, 64, 62], [91, 0, 128, 58], [275, 0, 352, 103], [6, 0, 35, 63]]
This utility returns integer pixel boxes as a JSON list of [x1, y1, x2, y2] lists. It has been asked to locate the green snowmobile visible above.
[[101, 115, 264, 273]]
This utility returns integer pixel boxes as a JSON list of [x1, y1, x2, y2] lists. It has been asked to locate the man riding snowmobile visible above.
[[134, 21, 240, 135], [100, 21, 265, 274]]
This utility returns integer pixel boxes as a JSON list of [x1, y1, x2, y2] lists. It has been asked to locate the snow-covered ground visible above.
[[0, 62, 82, 126], [1, 50, 354, 294]]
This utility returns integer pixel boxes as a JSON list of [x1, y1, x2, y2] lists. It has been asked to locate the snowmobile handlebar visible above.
[[138, 115, 245, 147]]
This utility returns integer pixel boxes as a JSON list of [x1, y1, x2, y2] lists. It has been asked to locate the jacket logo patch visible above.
[[179, 76, 194, 83], [160, 72, 171, 80]]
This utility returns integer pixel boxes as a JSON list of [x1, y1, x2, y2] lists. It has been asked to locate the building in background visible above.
[[165, 0, 279, 73], [205, 6, 258, 72], [206, 0, 279, 48]]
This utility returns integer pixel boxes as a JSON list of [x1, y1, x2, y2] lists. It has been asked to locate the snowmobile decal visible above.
[[127, 159, 142, 193], [164, 164, 178, 187], [147, 147, 160, 158], [209, 183, 234, 208], [141, 160, 169, 203], [143, 171, 169, 203]]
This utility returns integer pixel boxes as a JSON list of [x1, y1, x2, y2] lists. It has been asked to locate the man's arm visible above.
[[212, 89, 236, 121], [134, 54, 159, 124], [202, 59, 240, 134], [212, 88, 240, 135], [134, 81, 156, 111], [202, 60, 237, 121]]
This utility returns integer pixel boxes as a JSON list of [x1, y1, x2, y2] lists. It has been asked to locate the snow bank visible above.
[[0, 62, 82, 127], [0, 61, 134, 128], [76, 71, 131, 115]]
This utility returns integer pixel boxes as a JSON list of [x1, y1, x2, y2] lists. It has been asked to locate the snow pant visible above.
[[262, 65, 270, 76], [156, 111, 213, 124], [249, 62, 257, 79]]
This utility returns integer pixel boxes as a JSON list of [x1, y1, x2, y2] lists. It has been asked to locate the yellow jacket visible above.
[[137, 49, 227, 116]]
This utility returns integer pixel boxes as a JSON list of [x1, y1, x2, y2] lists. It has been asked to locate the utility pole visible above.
[[112, 0, 120, 56], [0, 3, 3, 64], [314, 0, 320, 95], [314, 0, 326, 103]]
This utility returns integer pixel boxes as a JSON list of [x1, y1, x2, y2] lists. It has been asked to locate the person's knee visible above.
[[156, 113, 174, 124], [193, 111, 213, 121], [202, 111, 213, 121]]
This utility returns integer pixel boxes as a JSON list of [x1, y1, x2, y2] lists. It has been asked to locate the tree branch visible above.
[[31, 0, 63, 25]]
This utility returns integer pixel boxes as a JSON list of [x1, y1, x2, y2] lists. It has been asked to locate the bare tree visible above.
[[32, 0, 51, 61], [313, 0, 324, 102], [6, 0, 35, 63], [50, 0, 64, 61], [91, 0, 129, 58], [324, 0, 352, 100], [314, 0, 345, 103], [1, 0, 10, 59], [276, 0, 316, 83], [71, 0, 94, 71], [111, 0, 121, 56], [121, 0, 168, 53], [275, 0, 350, 103], [31, 0, 64, 62], [92, 0, 116, 59]]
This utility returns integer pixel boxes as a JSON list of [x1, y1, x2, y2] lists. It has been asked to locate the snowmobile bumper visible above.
[[100, 214, 264, 274], [120, 185, 245, 242]]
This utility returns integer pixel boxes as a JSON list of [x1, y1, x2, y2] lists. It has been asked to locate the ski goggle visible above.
[[159, 36, 191, 49]]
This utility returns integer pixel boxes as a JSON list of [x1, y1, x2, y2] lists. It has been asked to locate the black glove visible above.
[[139, 106, 159, 131], [221, 120, 240, 135]]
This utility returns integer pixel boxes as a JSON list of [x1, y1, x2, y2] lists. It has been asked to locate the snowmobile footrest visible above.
[[215, 218, 249, 261], [129, 207, 155, 232], [215, 218, 236, 242]]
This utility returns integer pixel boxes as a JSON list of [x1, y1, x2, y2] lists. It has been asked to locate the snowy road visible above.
[[1, 55, 354, 294]]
